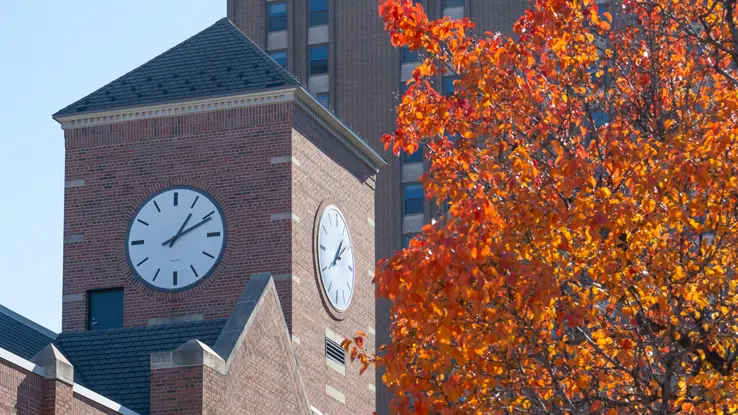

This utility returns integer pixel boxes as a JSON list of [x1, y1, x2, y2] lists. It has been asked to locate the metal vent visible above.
[[325, 337, 345, 365]]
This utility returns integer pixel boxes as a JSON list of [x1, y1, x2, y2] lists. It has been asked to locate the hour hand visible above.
[[163, 213, 192, 247], [331, 240, 343, 266], [161, 217, 212, 246]]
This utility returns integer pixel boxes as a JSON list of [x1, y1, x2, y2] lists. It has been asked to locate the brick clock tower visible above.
[[53, 18, 383, 414]]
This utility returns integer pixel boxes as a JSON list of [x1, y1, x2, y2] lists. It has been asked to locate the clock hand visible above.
[[337, 244, 352, 260], [331, 240, 344, 267], [161, 217, 212, 246], [163, 213, 192, 247]]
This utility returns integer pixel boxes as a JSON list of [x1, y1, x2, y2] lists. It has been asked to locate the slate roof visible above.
[[0, 305, 56, 360], [53, 18, 299, 117], [55, 319, 226, 415]]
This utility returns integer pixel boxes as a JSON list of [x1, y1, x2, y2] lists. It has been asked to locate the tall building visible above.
[[226, 0, 527, 412]]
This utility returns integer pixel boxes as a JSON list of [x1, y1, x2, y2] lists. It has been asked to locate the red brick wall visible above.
[[0, 359, 43, 414], [41, 380, 73, 415], [150, 365, 205, 415], [220, 289, 309, 414], [290, 106, 376, 414], [72, 394, 120, 415], [62, 102, 295, 331]]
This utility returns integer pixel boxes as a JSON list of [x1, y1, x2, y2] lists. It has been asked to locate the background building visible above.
[[225, 0, 528, 412]]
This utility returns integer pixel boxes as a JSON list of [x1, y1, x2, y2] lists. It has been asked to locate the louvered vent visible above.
[[325, 337, 345, 365]]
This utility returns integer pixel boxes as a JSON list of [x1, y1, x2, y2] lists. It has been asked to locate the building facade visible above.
[[0, 18, 384, 415], [226, 0, 528, 412]]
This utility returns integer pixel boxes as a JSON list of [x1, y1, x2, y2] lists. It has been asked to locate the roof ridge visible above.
[[0, 303, 57, 340]]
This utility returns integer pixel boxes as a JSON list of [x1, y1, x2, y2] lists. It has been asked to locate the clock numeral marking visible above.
[[190, 265, 199, 278], [335, 290, 339, 304], [346, 281, 352, 291], [335, 213, 339, 227], [342, 290, 346, 303], [203, 211, 215, 220], [319, 244, 326, 251], [173, 271, 178, 286], [131, 240, 145, 246], [136, 257, 149, 267], [322, 266, 328, 272], [174, 192, 179, 206], [190, 196, 199, 209], [153, 201, 161, 212], [207, 232, 221, 238], [348, 265, 353, 272], [153, 268, 160, 281], [327, 282, 332, 292], [322, 225, 328, 235], [202, 251, 215, 259], [137, 219, 149, 226], [328, 214, 333, 226]]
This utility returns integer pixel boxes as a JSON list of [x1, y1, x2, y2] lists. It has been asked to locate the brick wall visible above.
[[0, 359, 43, 414], [62, 102, 295, 331], [72, 394, 119, 415], [41, 380, 73, 415], [290, 106, 376, 415], [150, 365, 205, 415]]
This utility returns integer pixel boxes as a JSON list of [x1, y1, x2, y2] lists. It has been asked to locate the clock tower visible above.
[[54, 18, 383, 414]]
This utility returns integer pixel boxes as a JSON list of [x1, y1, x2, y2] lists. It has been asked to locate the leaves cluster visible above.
[[349, 0, 738, 413]]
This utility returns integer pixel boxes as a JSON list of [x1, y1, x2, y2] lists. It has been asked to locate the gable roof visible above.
[[0, 304, 56, 360], [55, 319, 226, 415], [53, 18, 298, 117]]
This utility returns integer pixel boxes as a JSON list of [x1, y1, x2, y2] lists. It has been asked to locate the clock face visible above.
[[316, 206, 355, 312], [126, 186, 226, 291]]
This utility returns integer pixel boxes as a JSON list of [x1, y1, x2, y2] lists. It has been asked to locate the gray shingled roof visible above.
[[0, 305, 56, 360], [55, 319, 226, 415], [53, 18, 298, 117]]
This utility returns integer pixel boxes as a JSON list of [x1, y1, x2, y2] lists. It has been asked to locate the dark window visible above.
[[403, 233, 420, 248], [400, 82, 411, 95], [310, 45, 329, 75], [310, 0, 329, 26], [316, 92, 329, 107], [592, 110, 609, 127], [402, 47, 420, 63], [404, 183, 424, 215], [403, 149, 423, 163], [88, 288, 124, 331], [268, 2, 288, 32], [269, 50, 288, 69], [443, 75, 459, 96], [444, 0, 464, 7]]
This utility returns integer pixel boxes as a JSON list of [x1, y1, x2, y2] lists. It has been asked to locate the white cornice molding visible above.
[[53, 88, 296, 129]]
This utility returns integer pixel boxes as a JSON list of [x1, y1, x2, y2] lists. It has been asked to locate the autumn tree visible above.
[[350, 0, 738, 413]]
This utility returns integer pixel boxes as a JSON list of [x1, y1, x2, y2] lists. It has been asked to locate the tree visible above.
[[349, 0, 738, 413]]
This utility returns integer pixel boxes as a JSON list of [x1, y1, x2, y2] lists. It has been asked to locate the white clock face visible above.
[[316, 206, 355, 311], [126, 187, 226, 291]]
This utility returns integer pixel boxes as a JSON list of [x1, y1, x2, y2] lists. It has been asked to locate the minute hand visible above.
[[161, 217, 212, 246]]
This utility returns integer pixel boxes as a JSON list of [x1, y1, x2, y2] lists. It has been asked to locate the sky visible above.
[[0, 1, 224, 332]]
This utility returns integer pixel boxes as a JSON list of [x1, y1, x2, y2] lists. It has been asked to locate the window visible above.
[[403, 183, 424, 215], [310, 45, 329, 75], [403, 233, 420, 248], [400, 82, 411, 95], [88, 288, 124, 331], [443, 0, 464, 7], [403, 149, 423, 164], [268, 2, 288, 32], [443, 75, 459, 96], [310, 0, 329, 26], [316, 92, 329, 107], [401, 47, 420, 63], [269, 50, 288, 69]]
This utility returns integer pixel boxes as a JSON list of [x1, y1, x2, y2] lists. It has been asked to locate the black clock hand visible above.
[[161, 217, 212, 246], [163, 213, 192, 247], [331, 240, 344, 267], [338, 244, 351, 259]]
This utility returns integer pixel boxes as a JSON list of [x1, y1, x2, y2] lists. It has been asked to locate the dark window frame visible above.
[[443, 0, 464, 8], [310, 0, 329, 26], [403, 183, 424, 215], [401, 47, 420, 63], [268, 49, 288, 69], [88, 288, 124, 331], [402, 148, 423, 164], [267, 1, 288, 32], [309, 44, 329, 76]]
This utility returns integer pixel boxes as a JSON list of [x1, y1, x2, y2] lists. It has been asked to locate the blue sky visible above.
[[0, 1, 224, 332]]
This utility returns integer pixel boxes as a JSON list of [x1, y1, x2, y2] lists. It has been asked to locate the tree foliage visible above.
[[348, 0, 738, 413]]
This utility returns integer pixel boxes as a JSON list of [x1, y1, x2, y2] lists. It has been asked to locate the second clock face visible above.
[[126, 187, 226, 291], [317, 205, 355, 311]]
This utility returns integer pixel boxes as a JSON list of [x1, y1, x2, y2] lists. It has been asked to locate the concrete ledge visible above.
[[64, 179, 85, 189], [62, 294, 85, 303], [367, 384, 376, 392], [367, 218, 375, 228], [73, 384, 141, 415], [148, 314, 202, 326], [292, 335, 301, 345], [368, 326, 376, 336], [271, 212, 301, 223], [367, 269, 374, 278], [31, 344, 74, 385], [270, 155, 301, 166], [151, 339, 226, 375], [64, 234, 84, 244], [325, 384, 346, 404], [326, 357, 345, 376]]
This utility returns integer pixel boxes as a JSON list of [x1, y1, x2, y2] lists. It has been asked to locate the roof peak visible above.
[[53, 17, 298, 118]]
